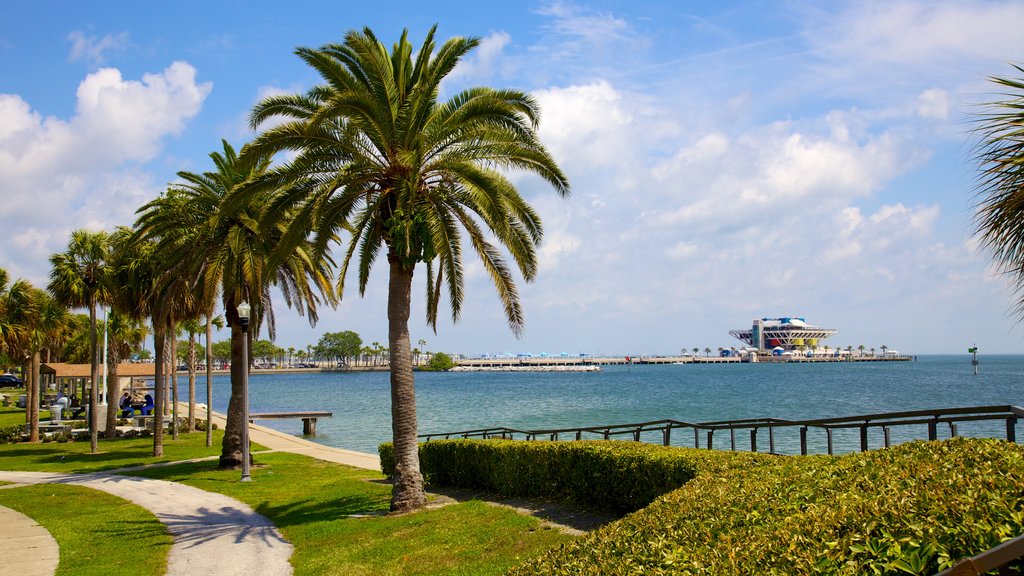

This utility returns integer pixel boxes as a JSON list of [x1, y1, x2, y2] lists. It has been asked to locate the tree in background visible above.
[[972, 64, 1024, 318], [104, 310, 147, 438], [426, 352, 454, 371], [48, 229, 109, 454], [247, 26, 568, 511], [316, 331, 362, 367]]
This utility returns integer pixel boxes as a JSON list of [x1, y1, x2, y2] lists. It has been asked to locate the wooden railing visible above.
[[933, 533, 1024, 575], [420, 405, 1023, 455]]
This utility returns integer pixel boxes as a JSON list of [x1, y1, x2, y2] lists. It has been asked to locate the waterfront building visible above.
[[729, 317, 837, 353]]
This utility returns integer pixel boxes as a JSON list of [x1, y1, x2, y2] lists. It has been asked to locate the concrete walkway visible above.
[[0, 471, 293, 576], [0, 504, 59, 576], [200, 405, 381, 471], [0, 405, 381, 576]]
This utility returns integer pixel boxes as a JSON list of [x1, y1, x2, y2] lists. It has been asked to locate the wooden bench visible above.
[[249, 411, 333, 436]]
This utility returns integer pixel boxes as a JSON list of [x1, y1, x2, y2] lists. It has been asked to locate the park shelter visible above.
[[40, 362, 156, 403]]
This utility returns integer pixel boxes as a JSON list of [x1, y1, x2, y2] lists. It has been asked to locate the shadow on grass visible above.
[[424, 486, 619, 533], [255, 494, 389, 528], [0, 445, 156, 470]]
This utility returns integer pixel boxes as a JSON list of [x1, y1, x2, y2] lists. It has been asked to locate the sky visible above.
[[3, 0, 1024, 356]]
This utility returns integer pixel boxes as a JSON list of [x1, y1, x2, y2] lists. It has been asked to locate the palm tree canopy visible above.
[[244, 25, 569, 335], [972, 63, 1024, 318], [135, 140, 335, 338], [48, 229, 109, 310]]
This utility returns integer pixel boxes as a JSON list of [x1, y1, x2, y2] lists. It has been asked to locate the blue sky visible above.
[[3, 1, 1024, 355]]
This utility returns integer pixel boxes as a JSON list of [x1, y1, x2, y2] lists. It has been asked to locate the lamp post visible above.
[[237, 300, 252, 482]]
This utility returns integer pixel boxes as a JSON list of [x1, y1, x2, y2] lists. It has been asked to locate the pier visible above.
[[455, 354, 912, 368]]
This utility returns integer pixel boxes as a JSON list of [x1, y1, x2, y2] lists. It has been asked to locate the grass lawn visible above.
[[0, 428, 255, 472], [0, 403, 52, 427], [0, 483, 171, 576], [0, 436, 573, 575], [129, 453, 573, 576]]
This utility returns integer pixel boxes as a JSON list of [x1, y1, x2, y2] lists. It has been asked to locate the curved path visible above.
[[0, 504, 59, 576], [0, 471, 293, 576]]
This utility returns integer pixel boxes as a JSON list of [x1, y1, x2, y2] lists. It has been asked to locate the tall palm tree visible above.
[[107, 226, 173, 457], [972, 64, 1024, 318], [204, 313, 225, 447], [136, 140, 334, 470], [103, 309, 147, 438], [48, 229, 109, 453], [245, 26, 568, 511]]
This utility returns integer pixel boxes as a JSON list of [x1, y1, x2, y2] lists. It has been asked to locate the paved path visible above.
[[0, 471, 293, 576], [0, 504, 59, 576], [0, 404, 381, 575], [200, 405, 381, 471]]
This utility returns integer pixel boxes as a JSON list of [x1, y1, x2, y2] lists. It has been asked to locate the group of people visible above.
[[118, 392, 154, 418]]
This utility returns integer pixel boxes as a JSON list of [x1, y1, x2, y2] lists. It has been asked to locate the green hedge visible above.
[[379, 439, 767, 513], [510, 437, 1024, 575]]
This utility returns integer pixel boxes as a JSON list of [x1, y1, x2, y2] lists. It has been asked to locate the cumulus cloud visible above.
[[0, 62, 210, 283], [67, 31, 129, 67]]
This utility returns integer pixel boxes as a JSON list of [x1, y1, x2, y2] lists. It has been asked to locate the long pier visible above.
[[455, 354, 912, 368]]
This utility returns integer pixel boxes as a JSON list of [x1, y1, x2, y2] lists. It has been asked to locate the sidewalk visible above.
[[196, 404, 381, 471]]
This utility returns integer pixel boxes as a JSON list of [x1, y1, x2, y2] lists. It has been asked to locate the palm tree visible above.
[[245, 26, 569, 511], [136, 140, 335, 470], [204, 313, 225, 447], [704, 347, 711, 357], [180, 317, 203, 431], [972, 64, 1024, 318], [692, 347, 699, 357], [103, 309, 147, 438], [48, 229, 109, 453], [0, 276, 68, 441], [880, 344, 888, 357], [870, 347, 876, 357], [107, 227, 172, 457], [858, 344, 865, 357]]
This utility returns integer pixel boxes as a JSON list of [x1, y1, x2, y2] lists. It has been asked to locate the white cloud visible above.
[[0, 62, 210, 283], [67, 31, 129, 67], [916, 88, 950, 120], [449, 31, 512, 84]]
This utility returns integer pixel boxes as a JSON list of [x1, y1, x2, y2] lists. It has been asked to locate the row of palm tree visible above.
[[2, 26, 566, 513]]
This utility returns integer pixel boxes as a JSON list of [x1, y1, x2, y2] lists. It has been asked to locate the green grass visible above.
[[128, 452, 573, 576], [0, 483, 171, 576], [0, 429, 258, 472], [0, 403, 51, 427]]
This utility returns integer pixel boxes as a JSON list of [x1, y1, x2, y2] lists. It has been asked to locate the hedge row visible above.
[[510, 437, 1024, 575], [379, 439, 767, 513]]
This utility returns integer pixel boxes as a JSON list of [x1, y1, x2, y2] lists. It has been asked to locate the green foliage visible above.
[[315, 330, 362, 362], [511, 438, 1024, 575], [210, 339, 231, 362], [423, 351, 455, 371], [0, 424, 23, 444], [380, 439, 703, 513], [251, 339, 284, 362]]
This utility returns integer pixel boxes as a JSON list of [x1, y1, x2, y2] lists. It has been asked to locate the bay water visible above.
[[202, 355, 1024, 456]]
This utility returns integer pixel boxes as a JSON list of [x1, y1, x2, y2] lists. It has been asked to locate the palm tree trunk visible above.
[[205, 317, 214, 447], [104, 350, 120, 439], [387, 256, 426, 512], [27, 354, 39, 442], [152, 319, 165, 457], [170, 327, 179, 440], [88, 298, 99, 453], [188, 330, 197, 432], [219, 305, 247, 469]]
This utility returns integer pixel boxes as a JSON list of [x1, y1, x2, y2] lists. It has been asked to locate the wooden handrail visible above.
[[420, 405, 1022, 455], [934, 533, 1024, 575]]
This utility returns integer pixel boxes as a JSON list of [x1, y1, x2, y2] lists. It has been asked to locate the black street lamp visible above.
[[237, 300, 252, 482]]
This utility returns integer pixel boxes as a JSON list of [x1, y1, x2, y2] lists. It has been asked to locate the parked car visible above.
[[0, 374, 24, 387]]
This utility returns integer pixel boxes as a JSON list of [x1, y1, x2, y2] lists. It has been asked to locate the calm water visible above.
[[202, 355, 1024, 455]]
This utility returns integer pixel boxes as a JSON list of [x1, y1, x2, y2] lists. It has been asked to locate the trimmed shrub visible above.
[[510, 437, 1024, 575], [379, 439, 747, 513], [0, 425, 23, 444]]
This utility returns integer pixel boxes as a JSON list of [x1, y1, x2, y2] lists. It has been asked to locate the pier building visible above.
[[729, 317, 837, 352]]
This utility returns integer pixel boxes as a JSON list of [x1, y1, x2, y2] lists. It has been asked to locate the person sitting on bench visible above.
[[140, 394, 154, 416], [70, 398, 86, 419], [119, 392, 134, 417]]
